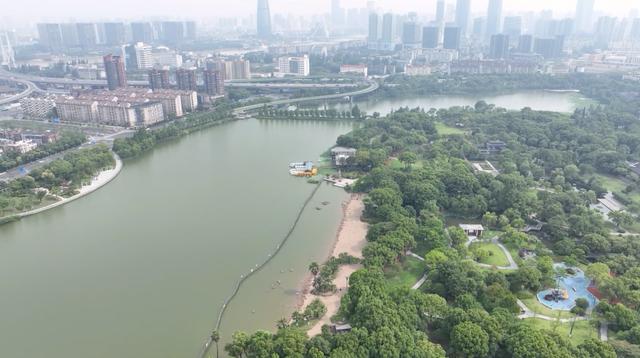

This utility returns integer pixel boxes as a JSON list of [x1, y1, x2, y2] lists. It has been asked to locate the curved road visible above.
[[0, 76, 39, 106]]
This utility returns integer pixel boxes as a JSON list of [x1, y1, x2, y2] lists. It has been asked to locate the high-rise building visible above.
[[631, 18, 640, 42], [443, 25, 461, 49], [595, 16, 618, 48], [533, 36, 564, 58], [503, 16, 522, 38], [518, 34, 534, 53], [277, 55, 310, 76], [148, 69, 170, 90], [103, 54, 127, 90], [124, 42, 153, 70], [0, 32, 16, 69], [131, 22, 154, 43], [422, 26, 440, 48], [76, 23, 98, 48], [402, 21, 421, 47], [331, 0, 345, 28], [185, 21, 197, 40], [257, 0, 272, 38], [104, 22, 126, 45], [37, 23, 64, 51], [61, 23, 79, 47], [369, 13, 380, 43], [161, 21, 185, 46], [489, 34, 509, 59], [473, 17, 486, 37], [486, 0, 503, 37], [455, 0, 471, 36], [380, 12, 395, 49], [176, 68, 197, 91], [203, 70, 224, 96], [575, 0, 595, 34], [436, 0, 445, 23]]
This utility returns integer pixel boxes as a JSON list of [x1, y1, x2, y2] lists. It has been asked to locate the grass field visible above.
[[469, 242, 510, 267], [385, 257, 425, 289], [387, 158, 424, 170], [523, 318, 597, 345], [520, 296, 575, 319], [435, 122, 466, 136]]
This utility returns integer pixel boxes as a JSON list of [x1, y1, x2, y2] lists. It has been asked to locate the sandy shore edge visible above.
[[296, 193, 368, 336]]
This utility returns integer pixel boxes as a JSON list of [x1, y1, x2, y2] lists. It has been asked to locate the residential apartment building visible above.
[[277, 55, 310, 76]]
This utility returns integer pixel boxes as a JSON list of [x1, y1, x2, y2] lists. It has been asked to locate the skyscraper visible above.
[[37, 23, 64, 51], [381, 13, 395, 50], [124, 42, 153, 70], [176, 68, 197, 91], [575, 0, 595, 34], [489, 34, 509, 59], [131, 22, 154, 43], [422, 26, 440, 48], [203, 70, 224, 96], [402, 21, 421, 47], [257, 0, 272, 38], [76, 23, 98, 48], [486, 0, 503, 37], [332, 0, 345, 28], [161, 21, 185, 46], [369, 13, 380, 42], [436, 0, 446, 23], [104, 22, 126, 46], [0, 32, 16, 69], [103, 54, 127, 90], [148, 69, 170, 90], [443, 25, 461, 49], [518, 34, 534, 53], [455, 0, 471, 36], [503, 16, 523, 38]]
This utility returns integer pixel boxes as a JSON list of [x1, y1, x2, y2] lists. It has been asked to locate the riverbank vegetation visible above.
[[223, 73, 640, 357], [0, 131, 86, 172], [113, 105, 233, 159], [256, 105, 364, 121], [0, 144, 114, 218]]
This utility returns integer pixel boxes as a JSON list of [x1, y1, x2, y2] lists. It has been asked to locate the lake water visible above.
[[328, 90, 592, 115], [0, 90, 583, 358]]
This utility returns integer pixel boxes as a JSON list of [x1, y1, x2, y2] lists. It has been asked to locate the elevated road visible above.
[[0, 76, 39, 106], [0, 70, 359, 90], [233, 79, 379, 114]]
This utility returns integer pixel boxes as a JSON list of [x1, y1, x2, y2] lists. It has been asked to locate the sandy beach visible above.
[[298, 193, 368, 336]]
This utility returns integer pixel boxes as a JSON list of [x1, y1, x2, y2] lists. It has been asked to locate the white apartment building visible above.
[[20, 97, 56, 118], [2, 140, 38, 154], [277, 55, 310, 76], [153, 48, 183, 68], [133, 42, 153, 69], [0, 32, 15, 69]]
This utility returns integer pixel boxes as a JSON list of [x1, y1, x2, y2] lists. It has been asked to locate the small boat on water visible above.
[[289, 161, 318, 177]]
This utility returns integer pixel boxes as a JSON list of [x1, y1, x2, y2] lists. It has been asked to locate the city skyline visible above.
[[3, 0, 639, 25]]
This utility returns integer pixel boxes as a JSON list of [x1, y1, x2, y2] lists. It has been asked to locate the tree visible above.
[[210, 330, 220, 358], [309, 262, 320, 276], [225, 331, 249, 358], [576, 338, 616, 358], [450, 321, 489, 358], [399, 151, 418, 168], [610, 211, 634, 229]]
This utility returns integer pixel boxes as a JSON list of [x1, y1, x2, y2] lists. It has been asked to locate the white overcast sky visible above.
[[3, 0, 639, 23]]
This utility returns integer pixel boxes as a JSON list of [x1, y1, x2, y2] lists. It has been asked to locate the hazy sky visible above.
[[4, 0, 639, 23]]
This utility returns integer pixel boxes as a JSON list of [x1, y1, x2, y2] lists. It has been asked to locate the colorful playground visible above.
[[536, 264, 598, 311]]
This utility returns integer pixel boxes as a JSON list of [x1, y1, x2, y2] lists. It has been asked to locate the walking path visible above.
[[471, 237, 519, 270], [516, 299, 587, 323], [411, 274, 428, 290], [600, 321, 609, 341]]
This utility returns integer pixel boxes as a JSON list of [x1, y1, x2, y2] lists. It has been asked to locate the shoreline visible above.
[[2, 152, 123, 222], [296, 193, 368, 336]]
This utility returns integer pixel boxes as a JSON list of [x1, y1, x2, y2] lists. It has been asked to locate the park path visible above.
[[470, 237, 519, 270]]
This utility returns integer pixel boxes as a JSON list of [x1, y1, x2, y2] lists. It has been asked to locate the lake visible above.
[[0, 90, 584, 358]]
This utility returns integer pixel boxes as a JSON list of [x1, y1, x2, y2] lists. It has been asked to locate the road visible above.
[[0, 129, 133, 182], [0, 76, 40, 106], [0, 69, 361, 91], [233, 79, 379, 115]]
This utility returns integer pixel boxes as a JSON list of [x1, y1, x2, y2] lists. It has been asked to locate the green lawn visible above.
[[387, 158, 424, 170], [523, 318, 597, 345], [520, 297, 575, 319], [435, 122, 466, 136], [385, 257, 425, 289], [469, 242, 510, 267]]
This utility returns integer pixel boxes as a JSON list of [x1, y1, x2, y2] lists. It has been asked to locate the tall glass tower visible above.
[[257, 0, 272, 38]]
